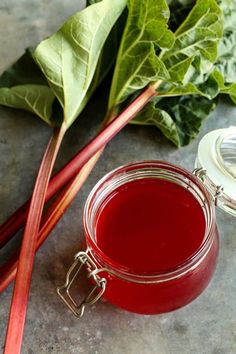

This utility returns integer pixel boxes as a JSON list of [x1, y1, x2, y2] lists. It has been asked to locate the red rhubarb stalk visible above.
[[0, 203, 29, 248], [4, 123, 66, 354], [0, 84, 157, 249]]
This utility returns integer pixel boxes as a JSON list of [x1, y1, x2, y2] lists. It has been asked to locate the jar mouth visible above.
[[83, 161, 215, 283]]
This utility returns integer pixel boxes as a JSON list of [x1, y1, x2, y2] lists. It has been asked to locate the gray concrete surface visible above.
[[0, 1, 236, 353]]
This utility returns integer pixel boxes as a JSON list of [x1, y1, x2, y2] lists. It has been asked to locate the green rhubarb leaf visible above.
[[162, 0, 224, 82], [167, 0, 194, 5], [220, 83, 236, 103], [132, 95, 215, 146], [0, 0, 124, 126], [33, 0, 126, 127], [167, 0, 194, 32], [167, 56, 194, 83], [80, 5, 126, 113], [132, 102, 180, 146], [87, 0, 102, 4], [155, 0, 224, 100], [108, 0, 174, 109], [216, 0, 236, 83], [0, 84, 55, 124], [126, 0, 225, 146], [230, 92, 236, 104], [0, 49, 56, 125], [158, 68, 225, 99], [167, 0, 236, 88]]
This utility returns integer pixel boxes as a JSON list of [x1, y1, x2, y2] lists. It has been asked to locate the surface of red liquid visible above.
[[96, 178, 206, 273]]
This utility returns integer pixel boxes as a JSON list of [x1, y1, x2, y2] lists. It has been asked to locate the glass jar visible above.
[[58, 161, 219, 316]]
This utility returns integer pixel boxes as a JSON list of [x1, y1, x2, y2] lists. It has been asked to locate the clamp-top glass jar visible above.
[[57, 127, 236, 316]]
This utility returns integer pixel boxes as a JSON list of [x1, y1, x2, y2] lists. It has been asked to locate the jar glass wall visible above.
[[83, 161, 219, 314]]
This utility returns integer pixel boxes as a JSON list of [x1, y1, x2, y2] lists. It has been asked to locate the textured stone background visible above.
[[0, 1, 236, 353]]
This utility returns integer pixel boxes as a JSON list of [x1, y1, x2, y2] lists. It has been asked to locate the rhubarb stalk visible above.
[[4, 123, 66, 354]]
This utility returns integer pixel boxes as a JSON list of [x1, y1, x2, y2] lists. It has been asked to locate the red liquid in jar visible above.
[[91, 177, 218, 314], [96, 178, 206, 272]]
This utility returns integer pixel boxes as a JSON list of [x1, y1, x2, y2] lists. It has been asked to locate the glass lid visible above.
[[196, 126, 236, 217], [216, 130, 236, 179]]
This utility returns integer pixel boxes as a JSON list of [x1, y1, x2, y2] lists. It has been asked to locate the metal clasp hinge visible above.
[[193, 167, 224, 206], [192, 167, 207, 181], [57, 251, 107, 318]]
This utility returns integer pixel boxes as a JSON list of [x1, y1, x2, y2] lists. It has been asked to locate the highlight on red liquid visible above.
[[83, 161, 219, 315]]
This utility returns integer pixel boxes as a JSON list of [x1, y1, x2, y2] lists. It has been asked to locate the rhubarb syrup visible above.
[[84, 162, 219, 314]]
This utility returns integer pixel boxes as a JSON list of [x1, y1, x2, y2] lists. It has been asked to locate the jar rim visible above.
[[83, 160, 216, 283]]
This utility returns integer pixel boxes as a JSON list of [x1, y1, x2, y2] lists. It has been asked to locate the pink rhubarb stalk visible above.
[[4, 123, 66, 354]]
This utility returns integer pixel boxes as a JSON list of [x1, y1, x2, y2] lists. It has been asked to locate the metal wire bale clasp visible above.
[[192, 167, 207, 181], [193, 167, 224, 207], [57, 251, 107, 318]]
